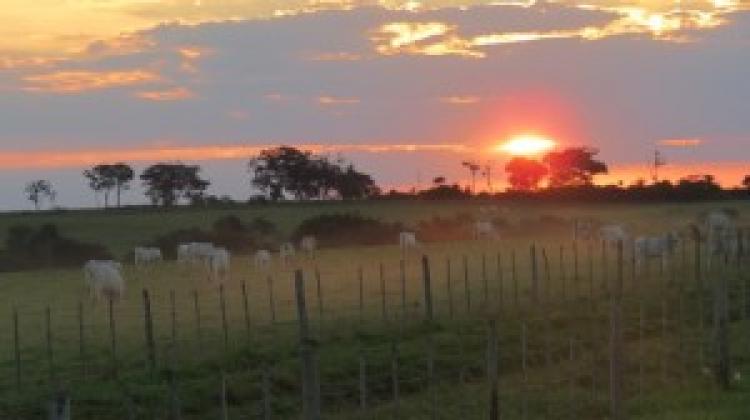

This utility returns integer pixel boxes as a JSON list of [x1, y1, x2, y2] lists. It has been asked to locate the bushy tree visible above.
[[24, 180, 55, 211], [140, 163, 210, 207], [83, 163, 134, 208], [542, 147, 608, 187], [743, 175, 750, 190], [505, 157, 548, 191]]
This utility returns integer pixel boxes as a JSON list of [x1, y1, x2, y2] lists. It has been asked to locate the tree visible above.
[[743, 175, 750, 190], [542, 147, 608, 187], [83, 163, 134, 208], [24, 180, 55, 211], [504, 157, 549, 191], [248, 146, 379, 200], [140, 163, 210, 207], [461, 161, 481, 194]]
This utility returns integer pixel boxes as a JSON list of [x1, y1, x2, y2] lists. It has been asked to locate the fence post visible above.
[[422, 256, 434, 322], [45, 306, 55, 383], [78, 302, 86, 377], [446, 257, 454, 319], [315, 268, 324, 327], [262, 366, 272, 420], [400, 259, 407, 320], [609, 241, 624, 420], [267, 275, 276, 325], [358, 266, 364, 323], [482, 253, 489, 309], [512, 251, 518, 311], [167, 368, 181, 420], [220, 371, 229, 420], [695, 238, 705, 368], [13, 308, 21, 389], [193, 290, 202, 357], [380, 263, 387, 322], [713, 254, 731, 390], [170, 290, 178, 362], [487, 319, 499, 420], [359, 353, 367, 412], [496, 253, 504, 310], [142, 289, 157, 374], [108, 298, 118, 379], [560, 245, 567, 301], [241, 280, 251, 339], [463, 255, 471, 314], [391, 342, 400, 419], [530, 245, 539, 303], [541, 248, 551, 305], [573, 241, 579, 299], [295, 270, 321, 419], [427, 334, 437, 420], [520, 321, 528, 420], [48, 390, 71, 420], [219, 284, 229, 355]]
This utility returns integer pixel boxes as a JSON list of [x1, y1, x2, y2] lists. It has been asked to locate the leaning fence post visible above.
[[422, 256, 434, 322], [487, 319, 499, 420], [142, 289, 157, 374], [295, 270, 321, 419]]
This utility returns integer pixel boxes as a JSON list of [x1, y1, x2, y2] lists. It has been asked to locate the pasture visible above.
[[0, 199, 749, 419]]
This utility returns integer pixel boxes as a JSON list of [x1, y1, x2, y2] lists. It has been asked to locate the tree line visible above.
[[21, 145, 750, 210]]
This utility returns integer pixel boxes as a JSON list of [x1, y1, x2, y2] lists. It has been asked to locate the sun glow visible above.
[[496, 135, 556, 156]]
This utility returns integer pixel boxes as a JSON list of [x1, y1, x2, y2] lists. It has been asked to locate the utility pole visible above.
[[482, 162, 494, 193], [462, 161, 481, 194], [651, 149, 666, 183]]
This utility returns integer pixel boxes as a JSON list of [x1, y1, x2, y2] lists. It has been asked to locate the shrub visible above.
[[292, 213, 402, 247], [0, 223, 112, 272], [417, 213, 475, 242]]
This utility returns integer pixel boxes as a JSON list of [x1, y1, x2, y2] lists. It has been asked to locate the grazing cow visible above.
[[634, 233, 680, 274], [254, 250, 272, 270], [177, 242, 215, 264], [399, 231, 418, 254], [474, 221, 498, 240], [279, 242, 296, 266], [599, 224, 629, 245], [83, 260, 125, 302], [300, 236, 318, 258], [208, 248, 231, 282], [134, 247, 163, 266]]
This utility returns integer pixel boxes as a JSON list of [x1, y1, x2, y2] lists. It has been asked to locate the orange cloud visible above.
[[317, 96, 360, 106], [23, 69, 159, 93], [308, 52, 363, 61], [439, 95, 481, 105], [0, 143, 470, 170], [659, 138, 703, 147], [135, 86, 194, 101]]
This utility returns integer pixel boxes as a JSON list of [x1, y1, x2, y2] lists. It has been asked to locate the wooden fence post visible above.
[[541, 248, 551, 305], [267, 275, 276, 325], [48, 390, 71, 420], [521, 321, 528, 420], [482, 253, 489, 309], [13, 308, 20, 389], [713, 254, 731, 390], [295, 270, 321, 419], [45, 306, 55, 383], [193, 290, 202, 357], [463, 255, 471, 314], [497, 253, 504, 309], [380, 263, 387, 322], [219, 284, 229, 354], [108, 298, 118, 379], [315, 268, 324, 326], [609, 241, 624, 420], [168, 369, 181, 420], [220, 371, 229, 420], [391, 342, 400, 419], [78, 302, 86, 377], [359, 353, 367, 412], [400, 259, 407, 319], [358, 266, 365, 323], [695, 238, 705, 368], [427, 334, 437, 420], [560, 245, 567, 301], [262, 367, 272, 420], [170, 290, 178, 361], [446, 257, 454, 319], [573, 241, 579, 299], [487, 319, 499, 420], [512, 251, 518, 311], [530, 245, 539, 303], [241, 280, 251, 339], [142, 289, 157, 374], [422, 256, 434, 322]]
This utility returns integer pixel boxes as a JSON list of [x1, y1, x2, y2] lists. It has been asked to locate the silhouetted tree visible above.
[[433, 176, 446, 186], [743, 175, 750, 190], [24, 180, 55, 211], [140, 163, 210, 207], [461, 161, 481, 193], [543, 147, 608, 187], [505, 157, 548, 191], [83, 163, 134, 208], [249, 146, 379, 200]]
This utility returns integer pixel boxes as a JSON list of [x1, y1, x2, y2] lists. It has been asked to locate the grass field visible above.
[[0, 199, 749, 419]]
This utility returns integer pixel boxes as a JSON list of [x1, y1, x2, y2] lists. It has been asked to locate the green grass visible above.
[[0, 200, 748, 418]]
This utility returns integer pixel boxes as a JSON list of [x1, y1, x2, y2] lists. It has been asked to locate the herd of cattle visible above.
[[82, 208, 746, 303]]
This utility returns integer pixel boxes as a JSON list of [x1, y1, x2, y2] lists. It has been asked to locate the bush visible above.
[[149, 215, 278, 259], [417, 213, 475, 242], [0, 223, 112, 272], [292, 213, 402, 248]]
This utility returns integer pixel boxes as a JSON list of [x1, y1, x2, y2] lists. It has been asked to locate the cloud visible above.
[[307, 51, 364, 61], [659, 138, 704, 147], [22, 69, 160, 93], [439, 95, 481, 105], [317, 96, 361, 106], [135, 86, 194, 101]]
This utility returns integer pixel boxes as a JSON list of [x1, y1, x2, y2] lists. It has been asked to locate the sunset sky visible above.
[[1, 0, 748, 209]]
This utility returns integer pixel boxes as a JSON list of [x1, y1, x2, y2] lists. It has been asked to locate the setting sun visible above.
[[496, 135, 557, 156]]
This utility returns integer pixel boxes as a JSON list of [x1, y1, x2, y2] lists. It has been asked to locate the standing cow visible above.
[[208, 248, 231, 282], [254, 249, 272, 270], [279, 242, 296, 266], [634, 232, 680, 274], [300, 236, 318, 259], [84, 260, 125, 302], [134, 247, 163, 266]]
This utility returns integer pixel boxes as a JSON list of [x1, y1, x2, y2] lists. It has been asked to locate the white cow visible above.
[[254, 250, 272, 270], [300, 236, 318, 258], [599, 224, 629, 246], [634, 233, 679, 274], [399, 231, 418, 254], [474, 221, 498, 240], [177, 242, 216, 264], [279, 242, 296, 266], [208, 248, 231, 282], [705, 211, 737, 261], [134, 247, 163, 266], [83, 260, 125, 302]]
